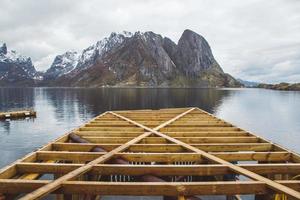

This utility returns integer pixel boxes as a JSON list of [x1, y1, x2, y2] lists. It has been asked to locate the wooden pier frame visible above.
[[0, 107, 300, 200], [0, 110, 36, 120]]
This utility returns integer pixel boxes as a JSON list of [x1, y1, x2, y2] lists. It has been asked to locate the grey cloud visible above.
[[0, 0, 299, 83]]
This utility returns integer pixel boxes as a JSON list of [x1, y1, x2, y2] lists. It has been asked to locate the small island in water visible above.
[[257, 82, 300, 91]]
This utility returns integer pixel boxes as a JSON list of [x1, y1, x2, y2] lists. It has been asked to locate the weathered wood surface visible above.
[[0, 107, 300, 200], [0, 110, 36, 119]]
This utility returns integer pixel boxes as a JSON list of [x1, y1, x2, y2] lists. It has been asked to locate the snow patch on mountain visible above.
[[0, 43, 30, 64], [76, 31, 133, 70], [45, 31, 134, 79], [0, 43, 37, 79], [44, 51, 79, 79]]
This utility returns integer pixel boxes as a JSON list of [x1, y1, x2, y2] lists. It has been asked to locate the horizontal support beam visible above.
[[75, 131, 249, 137], [61, 180, 300, 196], [160, 127, 241, 132], [1, 180, 300, 196], [86, 123, 232, 127], [81, 136, 259, 144], [36, 151, 290, 163], [79, 127, 145, 132], [74, 131, 143, 137], [16, 163, 300, 176], [52, 143, 273, 152]]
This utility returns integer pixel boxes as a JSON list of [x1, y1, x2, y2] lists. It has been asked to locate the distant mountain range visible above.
[[0, 30, 242, 87], [237, 79, 260, 87]]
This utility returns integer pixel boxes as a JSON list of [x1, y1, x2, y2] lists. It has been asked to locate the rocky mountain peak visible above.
[[0, 43, 38, 86], [44, 51, 79, 79], [0, 43, 7, 55], [175, 29, 222, 75]]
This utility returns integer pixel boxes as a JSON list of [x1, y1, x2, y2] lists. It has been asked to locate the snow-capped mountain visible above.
[[0, 30, 241, 87], [45, 30, 241, 87], [45, 31, 133, 79], [44, 51, 79, 79], [0, 43, 39, 86]]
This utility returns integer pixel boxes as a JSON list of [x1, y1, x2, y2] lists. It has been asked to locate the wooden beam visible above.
[[61, 181, 300, 196], [75, 130, 249, 137], [1, 180, 300, 196], [0, 110, 36, 120], [52, 143, 273, 152], [80, 136, 260, 144], [35, 151, 290, 163], [160, 127, 241, 132], [16, 163, 300, 176]]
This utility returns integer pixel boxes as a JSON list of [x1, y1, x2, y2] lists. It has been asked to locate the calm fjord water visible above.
[[0, 87, 300, 169]]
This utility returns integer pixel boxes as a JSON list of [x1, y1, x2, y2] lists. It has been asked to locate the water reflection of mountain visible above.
[[0, 88, 35, 111], [42, 88, 233, 119]]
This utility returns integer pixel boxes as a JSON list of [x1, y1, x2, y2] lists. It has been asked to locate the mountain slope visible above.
[[0, 43, 39, 86], [45, 30, 241, 87]]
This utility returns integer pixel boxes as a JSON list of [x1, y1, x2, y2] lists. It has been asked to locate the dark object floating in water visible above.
[[0, 110, 36, 120]]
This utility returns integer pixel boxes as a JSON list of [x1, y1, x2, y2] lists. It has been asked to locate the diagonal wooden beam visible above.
[[20, 108, 196, 200], [110, 109, 300, 199]]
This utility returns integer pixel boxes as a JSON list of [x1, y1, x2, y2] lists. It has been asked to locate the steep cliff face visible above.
[[46, 30, 241, 87], [175, 29, 223, 75], [0, 43, 39, 86], [166, 29, 240, 87]]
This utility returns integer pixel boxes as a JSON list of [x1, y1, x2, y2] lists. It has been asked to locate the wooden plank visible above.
[[79, 127, 144, 131], [178, 196, 185, 200], [80, 136, 259, 144], [2, 180, 300, 196], [18, 160, 55, 180], [160, 127, 241, 132], [86, 122, 232, 127], [52, 143, 273, 152], [75, 131, 249, 137], [119, 152, 290, 162], [0, 110, 36, 119], [16, 163, 300, 176], [36, 151, 106, 162], [165, 131, 249, 137], [35, 151, 290, 163], [60, 181, 300, 196], [213, 151, 291, 162]]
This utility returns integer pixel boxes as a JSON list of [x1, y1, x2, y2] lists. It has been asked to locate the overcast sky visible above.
[[1, 0, 299, 83]]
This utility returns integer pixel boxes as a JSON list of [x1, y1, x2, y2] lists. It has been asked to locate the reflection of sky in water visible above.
[[0, 88, 299, 200], [215, 88, 300, 152]]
